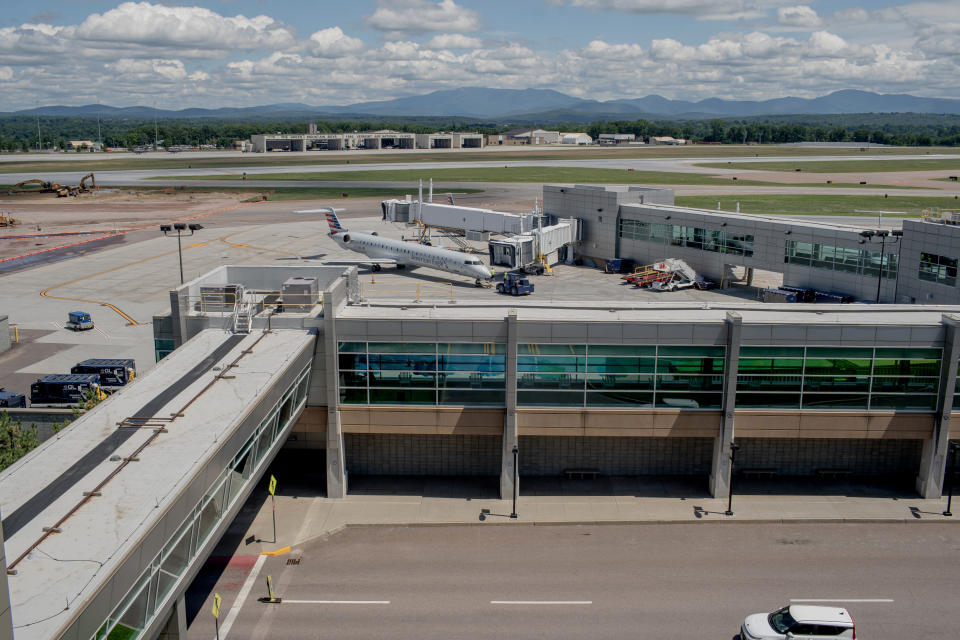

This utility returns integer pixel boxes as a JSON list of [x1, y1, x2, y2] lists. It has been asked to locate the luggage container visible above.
[[70, 358, 136, 389], [30, 374, 104, 407], [0, 388, 26, 408]]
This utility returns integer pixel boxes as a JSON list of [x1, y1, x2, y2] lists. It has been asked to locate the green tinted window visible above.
[[369, 389, 436, 404], [871, 377, 938, 393], [874, 347, 941, 359], [339, 388, 367, 404], [871, 395, 938, 411], [658, 357, 725, 374], [517, 373, 584, 389], [367, 342, 435, 353], [872, 359, 940, 377], [438, 343, 506, 355], [517, 390, 584, 406], [586, 357, 656, 374], [439, 389, 505, 405], [805, 347, 873, 358], [338, 342, 366, 353], [517, 356, 585, 372], [520, 344, 586, 355], [658, 346, 725, 357], [737, 376, 802, 392], [656, 392, 722, 409], [803, 376, 871, 392], [802, 394, 869, 410], [439, 372, 505, 388], [368, 371, 435, 387], [804, 358, 872, 376], [739, 346, 805, 357], [588, 345, 656, 356], [656, 375, 724, 391], [735, 393, 801, 409], [737, 358, 804, 374], [586, 374, 654, 390]]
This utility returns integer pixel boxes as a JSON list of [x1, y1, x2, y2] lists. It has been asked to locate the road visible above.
[[199, 523, 959, 640]]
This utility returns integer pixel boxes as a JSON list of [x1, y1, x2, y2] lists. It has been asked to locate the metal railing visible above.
[[360, 282, 456, 303]]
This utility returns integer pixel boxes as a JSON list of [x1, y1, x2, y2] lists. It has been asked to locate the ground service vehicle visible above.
[[496, 272, 535, 296], [0, 389, 26, 408], [740, 605, 855, 640], [30, 374, 105, 407], [71, 358, 136, 390], [66, 311, 94, 331]]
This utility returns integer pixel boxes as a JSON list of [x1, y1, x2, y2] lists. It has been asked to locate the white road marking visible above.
[[217, 553, 267, 640], [50, 321, 63, 329], [94, 326, 111, 340], [491, 601, 593, 605], [790, 598, 894, 603], [281, 600, 391, 604]]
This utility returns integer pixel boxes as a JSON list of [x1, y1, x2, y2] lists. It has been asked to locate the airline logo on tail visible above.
[[326, 211, 346, 235]]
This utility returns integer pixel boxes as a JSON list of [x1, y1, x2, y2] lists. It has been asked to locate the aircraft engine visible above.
[[342, 233, 351, 243]]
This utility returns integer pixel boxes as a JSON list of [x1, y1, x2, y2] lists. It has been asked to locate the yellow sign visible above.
[[268, 475, 277, 496], [212, 593, 222, 619]]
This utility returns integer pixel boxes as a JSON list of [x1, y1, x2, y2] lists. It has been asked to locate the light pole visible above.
[[860, 229, 901, 303], [510, 445, 519, 519], [160, 223, 203, 284], [944, 441, 959, 517], [725, 441, 740, 516]]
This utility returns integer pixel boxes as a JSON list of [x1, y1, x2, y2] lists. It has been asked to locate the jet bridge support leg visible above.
[[500, 310, 519, 501], [324, 290, 347, 498], [155, 594, 187, 640]]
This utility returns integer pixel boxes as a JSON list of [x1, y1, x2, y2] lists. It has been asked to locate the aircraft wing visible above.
[[316, 258, 398, 266]]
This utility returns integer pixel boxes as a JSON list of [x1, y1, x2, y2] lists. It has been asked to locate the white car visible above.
[[740, 605, 855, 640]]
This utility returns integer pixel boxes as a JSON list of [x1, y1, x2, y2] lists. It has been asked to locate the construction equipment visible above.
[[57, 173, 97, 197], [7, 179, 56, 195], [496, 272, 535, 296], [0, 213, 18, 227], [66, 311, 94, 331]]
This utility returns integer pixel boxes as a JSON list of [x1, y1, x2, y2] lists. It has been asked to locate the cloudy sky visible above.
[[1, 0, 958, 110]]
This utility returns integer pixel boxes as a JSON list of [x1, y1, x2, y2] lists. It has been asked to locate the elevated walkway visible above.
[[0, 328, 315, 640]]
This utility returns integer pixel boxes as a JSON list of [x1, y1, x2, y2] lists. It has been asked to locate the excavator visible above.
[[6, 173, 95, 197]]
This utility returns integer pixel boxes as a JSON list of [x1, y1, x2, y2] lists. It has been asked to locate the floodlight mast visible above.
[[160, 223, 204, 284]]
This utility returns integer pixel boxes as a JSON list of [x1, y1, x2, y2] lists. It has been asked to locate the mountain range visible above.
[[8, 88, 960, 122]]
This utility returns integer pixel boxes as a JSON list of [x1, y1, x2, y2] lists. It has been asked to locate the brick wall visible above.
[[518, 436, 713, 476], [736, 438, 923, 476], [345, 434, 501, 476]]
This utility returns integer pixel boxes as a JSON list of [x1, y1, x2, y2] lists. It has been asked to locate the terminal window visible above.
[[517, 344, 725, 409], [338, 342, 506, 406], [918, 252, 958, 287], [785, 240, 898, 279], [736, 346, 941, 411], [619, 219, 754, 257]]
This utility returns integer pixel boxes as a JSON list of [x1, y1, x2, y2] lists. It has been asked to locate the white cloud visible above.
[[75, 2, 296, 51], [567, 0, 793, 21], [427, 33, 482, 49], [0, 66, 12, 81], [105, 58, 188, 81], [809, 31, 848, 56], [777, 5, 821, 28], [367, 0, 481, 33], [308, 27, 365, 57]]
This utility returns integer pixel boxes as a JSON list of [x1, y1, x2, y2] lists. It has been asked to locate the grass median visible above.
[[152, 166, 914, 188], [674, 193, 960, 216], [696, 158, 960, 173]]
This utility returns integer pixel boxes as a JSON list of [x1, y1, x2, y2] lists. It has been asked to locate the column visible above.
[[710, 311, 742, 498], [156, 594, 187, 640], [501, 309, 519, 500], [917, 314, 960, 498], [0, 512, 13, 640], [323, 291, 347, 498]]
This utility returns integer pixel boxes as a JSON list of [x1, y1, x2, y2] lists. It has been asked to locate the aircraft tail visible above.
[[294, 207, 347, 235]]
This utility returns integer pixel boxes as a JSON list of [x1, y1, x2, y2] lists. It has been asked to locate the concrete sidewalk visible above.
[[225, 474, 960, 557]]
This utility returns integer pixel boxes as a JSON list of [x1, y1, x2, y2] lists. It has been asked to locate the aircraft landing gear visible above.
[[396, 264, 406, 270], [372, 264, 382, 272], [475, 279, 482, 287]]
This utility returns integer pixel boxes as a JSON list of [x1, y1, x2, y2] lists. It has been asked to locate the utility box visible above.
[[199, 284, 241, 313], [282, 277, 318, 312]]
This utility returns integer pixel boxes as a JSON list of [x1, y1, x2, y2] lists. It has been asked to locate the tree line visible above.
[[1, 114, 959, 151]]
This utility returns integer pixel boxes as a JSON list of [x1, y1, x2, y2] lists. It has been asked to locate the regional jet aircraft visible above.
[[298, 207, 493, 286]]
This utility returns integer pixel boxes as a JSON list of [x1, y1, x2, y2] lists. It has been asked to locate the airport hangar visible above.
[[249, 130, 485, 152], [3, 185, 960, 640]]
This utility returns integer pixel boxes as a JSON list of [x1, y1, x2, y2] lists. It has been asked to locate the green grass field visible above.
[[1, 145, 958, 174], [0, 185, 480, 201], [154, 166, 913, 189], [696, 158, 960, 173], [674, 194, 960, 216]]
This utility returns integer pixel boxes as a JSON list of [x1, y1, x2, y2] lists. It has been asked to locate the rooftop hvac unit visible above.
[[282, 277, 318, 312], [199, 284, 241, 313]]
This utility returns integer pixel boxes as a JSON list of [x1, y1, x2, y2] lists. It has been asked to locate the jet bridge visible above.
[[0, 328, 315, 640], [488, 219, 580, 272]]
